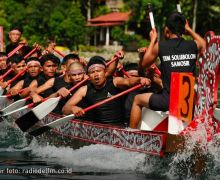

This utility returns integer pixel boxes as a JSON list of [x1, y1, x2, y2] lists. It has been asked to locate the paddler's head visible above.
[[124, 63, 139, 77], [164, 12, 186, 39], [26, 57, 42, 77], [40, 54, 60, 78], [61, 53, 80, 72], [8, 54, 26, 74], [67, 62, 85, 84], [0, 52, 8, 71], [9, 26, 22, 44], [87, 56, 106, 88]]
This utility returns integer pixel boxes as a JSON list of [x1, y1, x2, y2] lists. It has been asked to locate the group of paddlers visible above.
[[0, 12, 206, 129]]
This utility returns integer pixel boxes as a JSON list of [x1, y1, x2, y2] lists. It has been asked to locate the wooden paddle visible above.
[[53, 48, 65, 58], [0, 96, 31, 115], [176, 0, 182, 13], [214, 108, 220, 121], [0, 68, 27, 95], [14, 78, 88, 131], [0, 44, 28, 81], [147, 3, 155, 29], [7, 44, 25, 58], [26, 84, 143, 136], [117, 65, 130, 78], [45, 48, 65, 58], [2, 77, 88, 117], [0, 93, 14, 110], [0, 68, 13, 81], [0, 88, 29, 113], [1, 97, 48, 117], [23, 47, 38, 60]]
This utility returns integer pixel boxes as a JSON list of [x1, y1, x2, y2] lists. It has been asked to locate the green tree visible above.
[[1, 0, 88, 49], [0, 0, 219, 51], [58, 1, 87, 49]]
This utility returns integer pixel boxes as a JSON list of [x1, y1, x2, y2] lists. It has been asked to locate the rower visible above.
[[58, 53, 83, 76], [7, 57, 42, 98], [28, 53, 60, 100], [129, 12, 206, 128], [6, 26, 32, 57], [49, 62, 88, 115], [29, 50, 124, 104], [0, 52, 8, 75], [29, 53, 81, 103], [62, 56, 151, 126], [0, 54, 27, 91], [124, 63, 139, 77]]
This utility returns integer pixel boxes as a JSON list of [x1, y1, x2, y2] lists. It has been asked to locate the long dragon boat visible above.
[[34, 31, 220, 157]]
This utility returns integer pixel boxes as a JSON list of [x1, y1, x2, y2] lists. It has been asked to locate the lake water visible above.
[[1, 117, 220, 180]]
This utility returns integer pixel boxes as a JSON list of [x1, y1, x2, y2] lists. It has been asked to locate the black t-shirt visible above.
[[3, 71, 14, 82], [36, 73, 55, 98], [52, 77, 90, 117], [23, 74, 38, 88], [53, 76, 69, 92], [84, 77, 124, 124], [0, 69, 8, 76], [158, 38, 198, 93], [2, 72, 26, 96]]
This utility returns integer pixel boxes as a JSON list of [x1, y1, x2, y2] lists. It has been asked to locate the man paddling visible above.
[[0, 54, 27, 91], [49, 62, 89, 114], [29, 53, 83, 103], [62, 56, 151, 126], [129, 12, 206, 128], [7, 57, 42, 98], [27, 53, 60, 99], [6, 27, 31, 57], [0, 52, 8, 76]]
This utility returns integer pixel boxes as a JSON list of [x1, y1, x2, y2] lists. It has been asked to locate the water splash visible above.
[[165, 120, 220, 179], [1, 115, 220, 179], [0, 119, 31, 150], [30, 143, 147, 172]]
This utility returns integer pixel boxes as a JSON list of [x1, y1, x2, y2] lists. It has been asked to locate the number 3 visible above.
[[178, 74, 195, 122]]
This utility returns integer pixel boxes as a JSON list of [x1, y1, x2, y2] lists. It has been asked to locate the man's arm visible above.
[[62, 85, 87, 115], [105, 50, 124, 77], [49, 87, 70, 98], [19, 79, 38, 97], [113, 76, 151, 90], [34, 78, 55, 94], [29, 78, 55, 103], [141, 29, 159, 68], [185, 20, 206, 52], [7, 80, 24, 95]]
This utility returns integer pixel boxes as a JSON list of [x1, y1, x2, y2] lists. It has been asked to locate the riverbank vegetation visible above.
[[0, 0, 219, 51]]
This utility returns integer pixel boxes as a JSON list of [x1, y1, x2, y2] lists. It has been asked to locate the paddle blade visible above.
[[15, 110, 40, 132], [28, 114, 75, 136], [0, 87, 4, 96], [15, 97, 61, 131], [1, 99, 27, 114], [29, 126, 52, 136], [0, 96, 12, 109], [31, 97, 61, 120], [214, 108, 220, 121], [2, 105, 29, 117]]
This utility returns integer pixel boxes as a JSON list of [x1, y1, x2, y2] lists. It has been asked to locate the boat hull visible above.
[[40, 113, 168, 156]]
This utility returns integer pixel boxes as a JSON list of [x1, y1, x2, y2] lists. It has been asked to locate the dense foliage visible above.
[[0, 0, 219, 50]]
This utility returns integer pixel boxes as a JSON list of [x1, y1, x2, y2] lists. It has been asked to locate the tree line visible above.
[[0, 0, 219, 51]]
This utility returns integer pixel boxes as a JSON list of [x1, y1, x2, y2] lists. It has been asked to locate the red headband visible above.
[[88, 64, 105, 72], [67, 69, 85, 75]]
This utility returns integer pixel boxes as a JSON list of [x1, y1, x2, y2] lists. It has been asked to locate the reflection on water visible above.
[[0, 115, 220, 179]]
